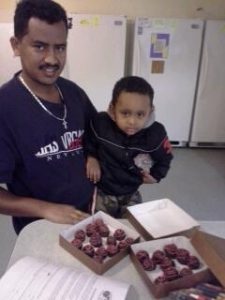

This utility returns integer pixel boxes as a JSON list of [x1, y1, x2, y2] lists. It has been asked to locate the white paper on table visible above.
[[0, 256, 131, 300]]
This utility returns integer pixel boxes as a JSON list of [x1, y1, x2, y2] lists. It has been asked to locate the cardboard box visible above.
[[126, 198, 199, 240], [59, 211, 140, 274], [191, 230, 225, 288], [130, 233, 213, 298]]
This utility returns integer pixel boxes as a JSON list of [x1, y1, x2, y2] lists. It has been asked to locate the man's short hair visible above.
[[14, 0, 68, 39]]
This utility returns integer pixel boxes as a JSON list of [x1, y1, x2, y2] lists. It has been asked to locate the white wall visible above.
[[1, 0, 225, 22]]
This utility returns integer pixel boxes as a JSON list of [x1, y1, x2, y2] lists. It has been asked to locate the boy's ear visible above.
[[107, 103, 115, 120], [10, 37, 20, 57]]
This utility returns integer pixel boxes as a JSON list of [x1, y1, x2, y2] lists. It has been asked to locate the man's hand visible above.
[[86, 156, 101, 184], [43, 203, 90, 224], [141, 170, 157, 184]]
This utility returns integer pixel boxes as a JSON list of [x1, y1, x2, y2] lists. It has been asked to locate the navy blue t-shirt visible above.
[[0, 73, 96, 233]]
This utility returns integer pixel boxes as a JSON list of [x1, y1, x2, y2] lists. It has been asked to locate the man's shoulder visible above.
[[0, 77, 17, 95], [0, 77, 20, 108], [57, 77, 83, 93], [57, 77, 92, 104]]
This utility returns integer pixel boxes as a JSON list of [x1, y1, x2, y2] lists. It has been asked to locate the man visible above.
[[0, 0, 96, 234]]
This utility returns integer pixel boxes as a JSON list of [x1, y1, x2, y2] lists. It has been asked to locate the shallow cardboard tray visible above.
[[126, 198, 199, 240], [191, 230, 225, 288], [130, 234, 212, 298], [59, 211, 140, 274]]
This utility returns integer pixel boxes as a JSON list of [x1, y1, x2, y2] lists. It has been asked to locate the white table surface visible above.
[[6, 219, 225, 300]]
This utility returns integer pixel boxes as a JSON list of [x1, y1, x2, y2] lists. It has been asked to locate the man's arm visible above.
[[0, 187, 88, 224]]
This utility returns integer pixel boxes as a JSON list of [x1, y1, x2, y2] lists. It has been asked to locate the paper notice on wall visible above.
[[150, 33, 170, 59], [151, 60, 165, 74]]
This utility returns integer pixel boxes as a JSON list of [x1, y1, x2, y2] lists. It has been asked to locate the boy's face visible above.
[[112, 91, 153, 136], [10, 17, 67, 91]]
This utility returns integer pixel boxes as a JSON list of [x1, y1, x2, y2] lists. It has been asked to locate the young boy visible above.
[[85, 76, 173, 218]]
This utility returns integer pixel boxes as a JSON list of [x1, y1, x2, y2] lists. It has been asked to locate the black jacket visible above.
[[85, 112, 173, 196]]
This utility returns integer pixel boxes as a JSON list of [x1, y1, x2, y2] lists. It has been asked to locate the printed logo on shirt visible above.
[[134, 153, 152, 172], [35, 130, 84, 159]]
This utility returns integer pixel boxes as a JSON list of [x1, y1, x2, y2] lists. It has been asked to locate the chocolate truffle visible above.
[[118, 240, 128, 251], [125, 237, 134, 245], [83, 244, 95, 257], [136, 250, 150, 263], [141, 258, 156, 271], [95, 246, 108, 258], [89, 232, 102, 247], [106, 245, 118, 257], [152, 250, 166, 264], [113, 229, 126, 241], [163, 243, 178, 258], [74, 229, 86, 242], [86, 223, 97, 237], [187, 255, 200, 269], [98, 224, 110, 237], [176, 248, 190, 265], [94, 218, 105, 227], [106, 235, 117, 245], [71, 238, 83, 249], [163, 266, 179, 281], [160, 257, 175, 270]]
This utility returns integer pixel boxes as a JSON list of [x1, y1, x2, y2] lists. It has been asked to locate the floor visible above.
[[0, 147, 224, 277]]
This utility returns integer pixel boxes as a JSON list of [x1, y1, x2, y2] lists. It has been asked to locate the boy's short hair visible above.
[[14, 0, 68, 39], [111, 76, 154, 106]]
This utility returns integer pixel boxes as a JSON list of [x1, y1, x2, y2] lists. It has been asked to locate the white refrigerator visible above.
[[0, 23, 21, 86], [189, 20, 225, 147], [64, 14, 127, 111], [132, 18, 203, 146]]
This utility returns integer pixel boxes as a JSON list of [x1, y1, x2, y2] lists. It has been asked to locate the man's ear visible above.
[[10, 37, 20, 57], [151, 104, 155, 112]]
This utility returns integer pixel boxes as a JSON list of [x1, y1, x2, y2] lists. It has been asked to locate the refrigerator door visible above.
[[190, 20, 225, 147], [65, 14, 126, 111], [132, 18, 203, 146], [0, 23, 21, 86]]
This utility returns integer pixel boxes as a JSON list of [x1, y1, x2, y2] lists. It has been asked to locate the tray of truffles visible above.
[[130, 235, 211, 298], [126, 198, 200, 240], [59, 211, 140, 274]]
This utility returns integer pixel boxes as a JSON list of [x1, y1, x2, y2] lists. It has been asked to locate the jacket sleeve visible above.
[[150, 136, 173, 182], [83, 118, 99, 159]]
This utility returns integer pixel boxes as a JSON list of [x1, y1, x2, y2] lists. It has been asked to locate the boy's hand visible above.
[[86, 156, 101, 183], [141, 170, 157, 184]]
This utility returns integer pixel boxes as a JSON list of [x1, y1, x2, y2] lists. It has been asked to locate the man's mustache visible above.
[[39, 64, 60, 70]]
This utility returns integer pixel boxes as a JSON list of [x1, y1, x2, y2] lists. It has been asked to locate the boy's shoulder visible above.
[[143, 121, 169, 146], [93, 111, 111, 123], [91, 112, 114, 135], [147, 121, 167, 134]]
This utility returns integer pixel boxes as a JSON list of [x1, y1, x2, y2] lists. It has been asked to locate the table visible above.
[[7, 220, 225, 299]]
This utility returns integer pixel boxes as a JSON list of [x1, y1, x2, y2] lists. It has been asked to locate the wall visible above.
[[1, 0, 225, 22]]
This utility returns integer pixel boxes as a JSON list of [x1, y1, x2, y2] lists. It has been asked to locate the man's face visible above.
[[11, 17, 67, 90]]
